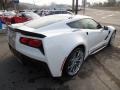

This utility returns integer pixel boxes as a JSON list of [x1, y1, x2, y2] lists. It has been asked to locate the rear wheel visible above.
[[63, 47, 84, 78]]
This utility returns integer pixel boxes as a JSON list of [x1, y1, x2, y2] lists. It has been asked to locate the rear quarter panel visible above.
[[43, 31, 88, 77]]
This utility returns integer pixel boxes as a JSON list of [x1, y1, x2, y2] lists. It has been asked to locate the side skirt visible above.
[[89, 44, 107, 55]]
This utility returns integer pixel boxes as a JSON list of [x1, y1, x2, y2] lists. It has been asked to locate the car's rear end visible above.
[[8, 26, 47, 64], [7, 14, 74, 77]]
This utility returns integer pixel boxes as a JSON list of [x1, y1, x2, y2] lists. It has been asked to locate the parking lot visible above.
[[0, 8, 120, 90]]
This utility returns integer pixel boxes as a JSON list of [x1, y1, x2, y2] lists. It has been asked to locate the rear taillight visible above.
[[20, 37, 42, 48], [20, 37, 29, 44]]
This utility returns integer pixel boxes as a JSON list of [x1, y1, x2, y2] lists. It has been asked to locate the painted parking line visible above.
[[108, 14, 114, 17], [101, 14, 114, 19], [115, 11, 120, 14]]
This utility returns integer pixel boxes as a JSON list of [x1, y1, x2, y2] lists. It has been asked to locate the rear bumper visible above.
[[9, 44, 49, 70], [9, 44, 63, 77]]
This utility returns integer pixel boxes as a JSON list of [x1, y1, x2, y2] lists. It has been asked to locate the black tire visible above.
[[108, 31, 116, 47], [62, 47, 84, 79]]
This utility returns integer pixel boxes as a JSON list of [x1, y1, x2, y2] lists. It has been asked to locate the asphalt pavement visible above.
[[80, 8, 120, 26], [0, 8, 120, 90]]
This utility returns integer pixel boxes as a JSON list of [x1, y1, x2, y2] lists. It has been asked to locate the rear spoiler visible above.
[[8, 27, 46, 38]]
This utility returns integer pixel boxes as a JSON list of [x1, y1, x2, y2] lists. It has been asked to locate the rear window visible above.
[[24, 15, 68, 29]]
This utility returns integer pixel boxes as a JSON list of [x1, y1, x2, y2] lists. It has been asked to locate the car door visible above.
[[79, 18, 108, 54], [67, 18, 109, 54]]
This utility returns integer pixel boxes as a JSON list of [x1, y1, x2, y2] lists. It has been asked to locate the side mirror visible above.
[[97, 24, 102, 29], [103, 26, 108, 30]]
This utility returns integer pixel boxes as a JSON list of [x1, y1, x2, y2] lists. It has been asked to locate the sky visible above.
[[20, 0, 108, 6]]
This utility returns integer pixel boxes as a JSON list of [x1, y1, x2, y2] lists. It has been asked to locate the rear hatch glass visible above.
[[24, 15, 69, 29]]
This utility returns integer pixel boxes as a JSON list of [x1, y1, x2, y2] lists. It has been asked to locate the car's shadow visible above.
[[0, 54, 71, 90], [0, 46, 119, 90], [78, 46, 120, 79]]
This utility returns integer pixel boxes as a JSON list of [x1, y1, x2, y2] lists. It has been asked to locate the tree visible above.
[[108, 0, 116, 6], [72, 0, 75, 12], [0, 0, 4, 9], [0, 0, 11, 10]]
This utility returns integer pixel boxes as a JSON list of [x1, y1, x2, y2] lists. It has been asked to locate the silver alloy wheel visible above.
[[67, 48, 84, 76], [110, 32, 116, 46]]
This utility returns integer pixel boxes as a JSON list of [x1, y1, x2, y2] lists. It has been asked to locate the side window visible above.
[[67, 19, 102, 29], [67, 20, 82, 28], [80, 19, 101, 29]]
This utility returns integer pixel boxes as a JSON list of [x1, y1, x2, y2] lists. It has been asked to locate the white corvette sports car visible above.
[[8, 14, 116, 78]]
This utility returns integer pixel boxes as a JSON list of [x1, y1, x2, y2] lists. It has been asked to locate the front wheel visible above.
[[62, 47, 84, 78]]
